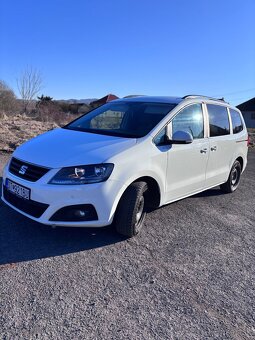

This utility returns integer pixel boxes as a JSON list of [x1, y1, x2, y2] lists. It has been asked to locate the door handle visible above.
[[211, 146, 217, 151], [200, 148, 208, 154]]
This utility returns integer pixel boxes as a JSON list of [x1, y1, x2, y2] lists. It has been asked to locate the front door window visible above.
[[172, 103, 204, 139]]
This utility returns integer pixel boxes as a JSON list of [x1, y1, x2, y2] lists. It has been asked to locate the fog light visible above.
[[74, 210, 86, 217], [49, 204, 98, 222]]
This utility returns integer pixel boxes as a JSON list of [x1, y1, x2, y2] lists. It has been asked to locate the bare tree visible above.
[[17, 66, 43, 112]]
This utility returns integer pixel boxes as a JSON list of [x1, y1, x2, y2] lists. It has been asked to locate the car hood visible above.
[[13, 128, 137, 168]]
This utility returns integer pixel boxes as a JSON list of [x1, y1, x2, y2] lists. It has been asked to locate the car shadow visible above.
[[146, 187, 226, 214], [0, 177, 125, 265], [0, 176, 226, 266], [193, 187, 226, 198]]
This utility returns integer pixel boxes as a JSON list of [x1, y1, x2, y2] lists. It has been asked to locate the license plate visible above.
[[5, 179, 30, 200]]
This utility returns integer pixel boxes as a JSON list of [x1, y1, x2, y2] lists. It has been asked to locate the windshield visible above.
[[64, 101, 177, 138]]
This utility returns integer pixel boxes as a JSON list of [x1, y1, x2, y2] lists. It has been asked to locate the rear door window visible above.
[[207, 104, 230, 137], [229, 109, 243, 134]]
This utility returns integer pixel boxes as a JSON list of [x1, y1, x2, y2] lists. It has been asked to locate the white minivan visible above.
[[1, 95, 248, 237]]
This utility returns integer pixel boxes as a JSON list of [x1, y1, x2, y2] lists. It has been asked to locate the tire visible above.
[[114, 181, 148, 237], [220, 160, 242, 193]]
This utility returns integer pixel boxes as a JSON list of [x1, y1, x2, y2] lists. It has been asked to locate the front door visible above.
[[164, 103, 209, 203]]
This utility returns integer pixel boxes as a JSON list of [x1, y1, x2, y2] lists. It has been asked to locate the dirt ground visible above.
[[0, 114, 61, 152]]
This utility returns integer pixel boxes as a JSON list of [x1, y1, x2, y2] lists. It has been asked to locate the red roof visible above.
[[90, 94, 119, 106]]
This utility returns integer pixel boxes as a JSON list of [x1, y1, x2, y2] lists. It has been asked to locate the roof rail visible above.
[[182, 95, 226, 102], [123, 95, 146, 98]]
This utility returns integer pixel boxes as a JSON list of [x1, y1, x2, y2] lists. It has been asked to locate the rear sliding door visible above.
[[205, 104, 233, 187]]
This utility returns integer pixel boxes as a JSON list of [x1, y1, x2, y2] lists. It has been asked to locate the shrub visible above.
[[0, 80, 18, 115]]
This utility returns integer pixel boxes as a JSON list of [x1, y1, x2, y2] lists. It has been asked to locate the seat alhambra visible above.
[[1, 95, 248, 237]]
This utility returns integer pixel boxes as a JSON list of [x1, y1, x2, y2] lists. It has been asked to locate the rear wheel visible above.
[[114, 181, 148, 237], [220, 160, 242, 193]]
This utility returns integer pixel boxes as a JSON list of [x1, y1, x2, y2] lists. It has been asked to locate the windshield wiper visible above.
[[62, 126, 139, 138]]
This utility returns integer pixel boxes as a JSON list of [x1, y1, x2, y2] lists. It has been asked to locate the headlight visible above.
[[49, 163, 114, 185]]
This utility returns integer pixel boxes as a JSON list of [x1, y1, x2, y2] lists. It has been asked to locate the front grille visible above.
[[3, 186, 49, 218], [9, 157, 50, 182]]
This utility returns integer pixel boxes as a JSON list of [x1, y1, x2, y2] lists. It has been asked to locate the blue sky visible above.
[[0, 0, 254, 105]]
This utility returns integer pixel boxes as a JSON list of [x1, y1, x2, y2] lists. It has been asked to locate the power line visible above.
[[212, 88, 255, 97], [228, 96, 253, 103]]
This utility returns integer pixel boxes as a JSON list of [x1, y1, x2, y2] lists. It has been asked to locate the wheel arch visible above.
[[133, 176, 161, 209], [236, 156, 244, 171], [110, 175, 162, 222]]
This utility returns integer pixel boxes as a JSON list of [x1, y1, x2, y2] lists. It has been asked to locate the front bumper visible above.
[[1, 166, 126, 227]]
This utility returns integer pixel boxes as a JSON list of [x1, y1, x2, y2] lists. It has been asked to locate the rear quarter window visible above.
[[229, 109, 244, 134]]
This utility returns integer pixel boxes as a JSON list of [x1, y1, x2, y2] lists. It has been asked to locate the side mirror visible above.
[[165, 130, 193, 145]]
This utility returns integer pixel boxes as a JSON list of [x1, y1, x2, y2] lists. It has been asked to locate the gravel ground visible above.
[[0, 151, 254, 340]]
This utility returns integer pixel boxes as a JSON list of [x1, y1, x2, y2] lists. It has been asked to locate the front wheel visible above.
[[220, 160, 242, 193], [114, 181, 148, 237]]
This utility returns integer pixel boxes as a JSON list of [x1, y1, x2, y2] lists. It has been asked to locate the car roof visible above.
[[113, 95, 234, 109], [115, 96, 183, 105]]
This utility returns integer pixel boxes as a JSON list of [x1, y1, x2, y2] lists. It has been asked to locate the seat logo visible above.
[[19, 165, 28, 175]]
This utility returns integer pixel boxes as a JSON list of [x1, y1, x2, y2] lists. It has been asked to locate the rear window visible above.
[[207, 104, 230, 137], [229, 109, 243, 134]]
